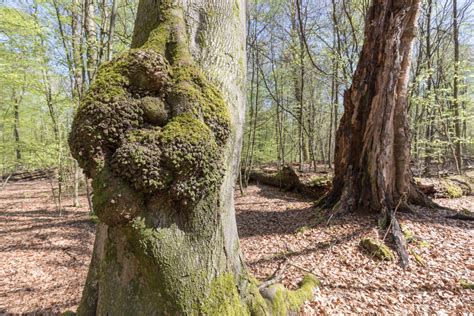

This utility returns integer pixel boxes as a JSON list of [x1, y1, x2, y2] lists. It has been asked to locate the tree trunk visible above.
[[70, 0, 317, 314], [291, 0, 306, 172], [452, 0, 462, 173], [106, 0, 118, 61], [324, 0, 429, 213], [12, 90, 21, 163], [84, 0, 98, 83]]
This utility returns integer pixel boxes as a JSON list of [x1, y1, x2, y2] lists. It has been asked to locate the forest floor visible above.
[[0, 180, 473, 315]]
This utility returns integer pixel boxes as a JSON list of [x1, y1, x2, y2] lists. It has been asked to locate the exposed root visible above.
[[388, 213, 410, 268], [447, 213, 474, 221], [258, 259, 288, 291], [259, 274, 320, 315]]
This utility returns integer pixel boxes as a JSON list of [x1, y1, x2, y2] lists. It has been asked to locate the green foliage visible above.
[[0, 0, 137, 174]]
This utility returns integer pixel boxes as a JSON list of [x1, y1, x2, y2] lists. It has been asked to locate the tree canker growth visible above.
[[69, 0, 318, 314]]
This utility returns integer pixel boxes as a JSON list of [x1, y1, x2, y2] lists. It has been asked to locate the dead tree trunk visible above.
[[70, 0, 317, 314], [323, 0, 431, 215]]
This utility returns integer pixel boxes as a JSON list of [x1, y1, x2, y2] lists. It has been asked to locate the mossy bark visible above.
[[71, 0, 316, 314]]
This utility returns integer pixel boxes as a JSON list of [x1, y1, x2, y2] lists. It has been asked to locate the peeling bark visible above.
[[324, 0, 430, 214]]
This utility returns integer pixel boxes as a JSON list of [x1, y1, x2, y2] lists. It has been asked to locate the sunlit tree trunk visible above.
[[84, 0, 98, 83], [452, 0, 462, 173], [71, 0, 318, 314], [12, 90, 22, 164]]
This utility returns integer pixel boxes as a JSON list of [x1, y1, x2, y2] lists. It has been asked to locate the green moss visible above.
[[144, 23, 171, 54], [442, 179, 463, 198], [359, 238, 394, 261], [140, 96, 168, 126], [167, 63, 231, 145], [233, 0, 241, 18], [246, 279, 269, 316], [202, 273, 248, 315], [111, 114, 223, 203], [268, 274, 320, 315], [308, 175, 331, 188], [418, 240, 430, 248], [142, 4, 191, 64], [460, 279, 474, 290], [89, 214, 99, 224], [295, 225, 310, 234], [401, 225, 416, 243], [61, 311, 76, 316], [127, 217, 204, 313], [69, 49, 171, 177], [409, 249, 425, 266]]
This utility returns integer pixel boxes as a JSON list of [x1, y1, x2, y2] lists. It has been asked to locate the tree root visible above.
[[388, 213, 410, 268], [258, 274, 320, 315], [447, 213, 474, 221], [258, 259, 288, 290]]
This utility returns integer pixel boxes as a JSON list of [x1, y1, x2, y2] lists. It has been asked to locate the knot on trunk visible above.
[[69, 47, 231, 224]]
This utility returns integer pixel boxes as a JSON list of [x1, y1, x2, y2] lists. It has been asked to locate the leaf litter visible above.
[[0, 181, 472, 314]]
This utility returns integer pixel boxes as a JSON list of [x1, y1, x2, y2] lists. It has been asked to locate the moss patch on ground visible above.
[[359, 238, 394, 261]]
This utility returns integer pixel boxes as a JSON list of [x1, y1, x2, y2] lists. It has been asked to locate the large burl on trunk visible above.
[[324, 0, 431, 214], [69, 0, 318, 314]]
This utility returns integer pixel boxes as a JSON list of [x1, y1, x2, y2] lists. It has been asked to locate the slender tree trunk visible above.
[[12, 91, 21, 163], [71, 0, 317, 314], [71, 0, 83, 97], [291, 0, 306, 171], [328, 0, 340, 169], [423, 0, 434, 176], [84, 0, 98, 83], [452, 0, 462, 173], [106, 0, 118, 61], [324, 0, 430, 213], [85, 175, 93, 212], [11, 77, 27, 166]]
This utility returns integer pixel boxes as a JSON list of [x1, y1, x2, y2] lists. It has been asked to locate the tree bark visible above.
[[12, 90, 21, 163], [84, 0, 98, 83], [324, 0, 430, 213], [452, 0, 462, 173], [71, 0, 317, 314]]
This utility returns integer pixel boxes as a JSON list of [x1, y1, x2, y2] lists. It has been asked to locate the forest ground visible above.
[[0, 179, 472, 315]]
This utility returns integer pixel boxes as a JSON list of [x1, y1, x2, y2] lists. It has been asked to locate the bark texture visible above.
[[324, 0, 429, 213], [70, 0, 317, 314]]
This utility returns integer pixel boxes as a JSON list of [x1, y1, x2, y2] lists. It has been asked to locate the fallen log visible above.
[[246, 165, 332, 199], [246, 166, 472, 199], [1, 169, 54, 182], [415, 175, 473, 198], [447, 209, 474, 221]]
